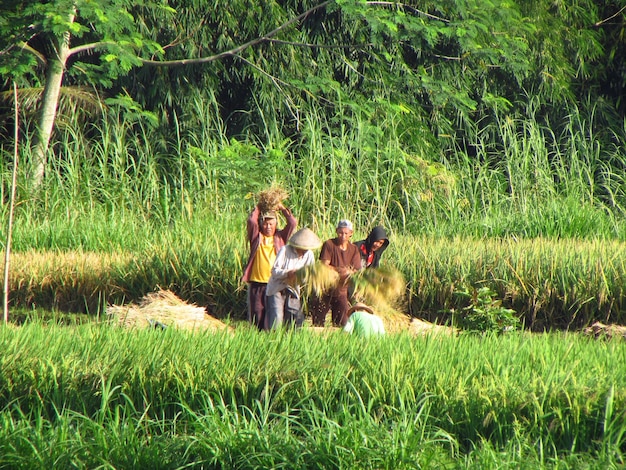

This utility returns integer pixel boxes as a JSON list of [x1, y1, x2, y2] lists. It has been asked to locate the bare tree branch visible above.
[[4, 41, 48, 66], [366, 1, 449, 23], [69, 41, 115, 57], [139, 1, 450, 68], [140, 0, 332, 67], [595, 5, 626, 27], [4, 82, 19, 323], [267, 38, 373, 49]]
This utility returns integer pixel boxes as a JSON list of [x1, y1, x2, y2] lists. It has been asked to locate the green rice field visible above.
[[0, 321, 624, 468]]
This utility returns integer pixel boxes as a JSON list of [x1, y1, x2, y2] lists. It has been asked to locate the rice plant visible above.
[[0, 322, 623, 468]]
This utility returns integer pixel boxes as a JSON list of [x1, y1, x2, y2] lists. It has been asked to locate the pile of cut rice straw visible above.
[[297, 261, 340, 299], [107, 289, 233, 332]]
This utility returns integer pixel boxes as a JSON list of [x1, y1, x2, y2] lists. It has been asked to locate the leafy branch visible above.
[[140, 1, 333, 67]]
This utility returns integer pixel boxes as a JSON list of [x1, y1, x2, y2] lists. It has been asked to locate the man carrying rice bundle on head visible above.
[[242, 187, 297, 330], [265, 228, 322, 330]]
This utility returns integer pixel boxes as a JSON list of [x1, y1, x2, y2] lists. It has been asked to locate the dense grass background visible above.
[[4, 211, 626, 328], [0, 322, 624, 468], [2, 99, 626, 328]]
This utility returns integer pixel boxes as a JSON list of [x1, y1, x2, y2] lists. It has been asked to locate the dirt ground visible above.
[[108, 290, 457, 337]]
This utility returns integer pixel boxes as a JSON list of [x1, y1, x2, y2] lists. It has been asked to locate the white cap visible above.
[[337, 219, 353, 231]]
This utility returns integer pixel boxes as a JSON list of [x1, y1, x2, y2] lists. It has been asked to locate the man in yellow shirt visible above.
[[242, 203, 297, 330]]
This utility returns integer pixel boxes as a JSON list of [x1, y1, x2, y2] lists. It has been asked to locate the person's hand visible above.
[[276, 203, 285, 211], [337, 266, 353, 280]]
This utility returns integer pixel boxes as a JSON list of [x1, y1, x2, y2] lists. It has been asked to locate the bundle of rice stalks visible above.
[[584, 321, 626, 340], [374, 303, 412, 334], [256, 186, 289, 212], [348, 266, 409, 333], [409, 318, 458, 337], [107, 289, 233, 333], [350, 266, 406, 308], [297, 261, 340, 298]]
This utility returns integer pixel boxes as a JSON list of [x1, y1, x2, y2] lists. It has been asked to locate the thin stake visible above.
[[3, 82, 19, 323]]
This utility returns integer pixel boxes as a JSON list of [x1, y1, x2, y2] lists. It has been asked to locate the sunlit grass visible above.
[[4, 231, 626, 327], [0, 323, 623, 468], [1, 33, 625, 468], [394, 235, 626, 328]]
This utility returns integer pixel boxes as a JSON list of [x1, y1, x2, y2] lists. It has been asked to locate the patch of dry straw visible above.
[[374, 303, 412, 334], [107, 289, 233, 333], [257, 186, 289, 212], [584, 321, 626, 340], [408, 318, 457, 337], [364, 302, 457, 336], [349, 266, 454, 336]]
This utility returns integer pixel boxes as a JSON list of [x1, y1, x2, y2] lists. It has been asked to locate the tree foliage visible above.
[[0, 0, 166, 87], [0, 0, 165, 186], [0, 0, 624, 210]]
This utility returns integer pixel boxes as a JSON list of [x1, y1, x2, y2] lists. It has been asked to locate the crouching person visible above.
[[266, 228, 322, 329], [343, 302, 386, 338]]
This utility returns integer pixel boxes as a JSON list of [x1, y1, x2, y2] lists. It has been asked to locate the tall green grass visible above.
[[0, 322, 623, 468], [445, 101, 626, 238], [395, 235, 626, 329], [5, 93, 626, 242], [2, 89, 626, 326]]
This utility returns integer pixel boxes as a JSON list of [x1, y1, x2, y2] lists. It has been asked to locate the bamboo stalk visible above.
[[3, 82, 19, 323]]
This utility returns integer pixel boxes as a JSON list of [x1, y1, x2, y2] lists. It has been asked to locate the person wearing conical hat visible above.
[[266, 228, 322, 329], [242, 202, 297, 331], [343, 302, 386, 337]]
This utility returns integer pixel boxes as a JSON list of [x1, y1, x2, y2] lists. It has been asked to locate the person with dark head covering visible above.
[[354, 226, 389, 269]]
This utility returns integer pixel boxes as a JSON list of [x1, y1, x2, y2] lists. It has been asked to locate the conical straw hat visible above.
[[346, 302, 375, 316], [288, 228, 322, 250]]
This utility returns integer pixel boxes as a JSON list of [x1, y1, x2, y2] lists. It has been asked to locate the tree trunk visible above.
[[30, 12, 75, 189], [4, 83, 19, 324]]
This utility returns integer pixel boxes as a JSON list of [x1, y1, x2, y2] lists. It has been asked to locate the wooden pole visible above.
[[3, 82, 19, 323]]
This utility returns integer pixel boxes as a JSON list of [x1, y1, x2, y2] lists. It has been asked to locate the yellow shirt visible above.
[[249, 235, 276, 283]]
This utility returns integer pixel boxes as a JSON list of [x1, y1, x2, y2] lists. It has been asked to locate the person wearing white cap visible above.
[[242, 202, 297, 330], [265, 228, 322, 329], [310, 219, 361, 327]]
